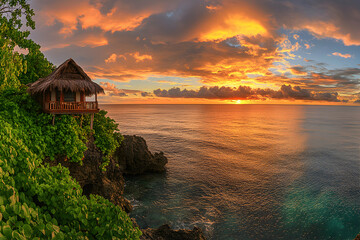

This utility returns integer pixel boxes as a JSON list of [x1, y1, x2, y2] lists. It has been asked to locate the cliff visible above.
[[47, 136, 133, 212], [50, 135, 205, 240]]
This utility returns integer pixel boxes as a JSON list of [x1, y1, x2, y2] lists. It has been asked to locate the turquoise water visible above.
[[102, 104, 360, 240]]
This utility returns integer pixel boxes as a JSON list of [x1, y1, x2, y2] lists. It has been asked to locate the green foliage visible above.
[[0, 89, 141, 239]]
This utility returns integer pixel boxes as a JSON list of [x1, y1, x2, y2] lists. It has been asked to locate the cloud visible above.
[[264, 0, 360, 46], [104, 52, 151, 64], [332, 52, 352, 58], [105, 53, 117, 63], [154, 84, 342, 102], [29, 0, 360, 101], [289, 66, 308, 76], [32, 0, 184, 35], [141, 92, 152, 97], [130, 52, 152, 62], [354, 99, 360, 104], [99, 82, 143, 97]]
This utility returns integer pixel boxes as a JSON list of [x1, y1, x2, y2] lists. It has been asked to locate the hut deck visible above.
[[44, 101, 99, 114]]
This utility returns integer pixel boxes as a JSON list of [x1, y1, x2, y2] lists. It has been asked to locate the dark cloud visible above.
[[289, 66, 308, 76], [110, 92, 127, 97], [141, 92, 152, 97], [154, 84, 342, 102], [354, 99, 360, 104]]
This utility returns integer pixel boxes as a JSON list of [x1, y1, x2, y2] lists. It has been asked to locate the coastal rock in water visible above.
[[141, 224, 206, 240], [47, 136, 132, 212], [115, 135, 168, 174]]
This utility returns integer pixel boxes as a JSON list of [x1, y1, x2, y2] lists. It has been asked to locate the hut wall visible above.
[[44, 91, 51, 110], [51, 90, 56, 101], [76, 91, 80, 102], [45, 91, 51, 102]]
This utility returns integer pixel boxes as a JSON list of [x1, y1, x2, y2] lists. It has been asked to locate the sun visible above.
[[229, 100, 243, 104]]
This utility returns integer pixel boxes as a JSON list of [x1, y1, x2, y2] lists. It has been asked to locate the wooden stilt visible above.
[[52, 114, 55, 126], [90, 113, 94, 130]]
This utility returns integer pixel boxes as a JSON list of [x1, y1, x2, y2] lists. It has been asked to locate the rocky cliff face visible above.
[[50, 135, 205, 240], [115, 135, 168, 174], [47, 136, 132, 212]]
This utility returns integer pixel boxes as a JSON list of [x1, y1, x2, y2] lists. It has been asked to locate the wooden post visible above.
[[90, 113, 94, 130], [52, 114, 55, 126], [95, 92, 98, 109], [60, 89, 63, 110]]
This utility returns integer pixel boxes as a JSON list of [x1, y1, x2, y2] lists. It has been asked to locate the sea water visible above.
[[102, 104, 360, 240]]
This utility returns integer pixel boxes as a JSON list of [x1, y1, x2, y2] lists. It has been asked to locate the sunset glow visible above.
[[29, 0, 360, 105]]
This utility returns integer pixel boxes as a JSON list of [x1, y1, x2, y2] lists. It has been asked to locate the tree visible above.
[[0, 0, 53, 89]]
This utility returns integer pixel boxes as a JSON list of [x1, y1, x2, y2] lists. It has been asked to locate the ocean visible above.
[[102, 104, 360, 240]]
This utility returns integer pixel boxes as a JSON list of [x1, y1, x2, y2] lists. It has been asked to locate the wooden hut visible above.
[[28, 58, 104, 127]]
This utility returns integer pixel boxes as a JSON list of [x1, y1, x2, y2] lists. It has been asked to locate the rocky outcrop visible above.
[[49, 135, 205, 239], [47, 136, 132, 212], [115, 135, 168, 174], [141, 224, 206, 240]]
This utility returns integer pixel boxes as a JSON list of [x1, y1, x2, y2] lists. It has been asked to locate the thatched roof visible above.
[[28, 58, 104, 95]]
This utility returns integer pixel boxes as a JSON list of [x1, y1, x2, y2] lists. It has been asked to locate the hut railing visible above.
[[47, 101, 98, 111]]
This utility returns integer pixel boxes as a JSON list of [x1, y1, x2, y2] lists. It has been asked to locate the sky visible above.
[[29, 0, 360, 104]]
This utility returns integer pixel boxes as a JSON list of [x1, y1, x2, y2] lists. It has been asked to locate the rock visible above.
[[115, 135, 168, 175], [140, 224, 206, 240], [354, 233, 360, 240], [47, 134, 205, 239], [47, 136, 132, 212]]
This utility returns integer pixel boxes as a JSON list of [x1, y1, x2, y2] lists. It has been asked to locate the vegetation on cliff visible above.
[[0, 1, 141, 238]]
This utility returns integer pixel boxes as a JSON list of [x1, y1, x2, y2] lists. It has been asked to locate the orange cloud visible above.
[[130, 52, 153, 62], [33, 0, 177, 36], [289, 66, 308, 76], [206, 5, 219, 11], [105, 54, 117, 63], [332, 52, 352, 58], [99, 82, 144, 97], [104, 52, 152, 64], [105, 54, 127, 63], [198, 14, 267, 42], [303, 22, 360, 46]]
